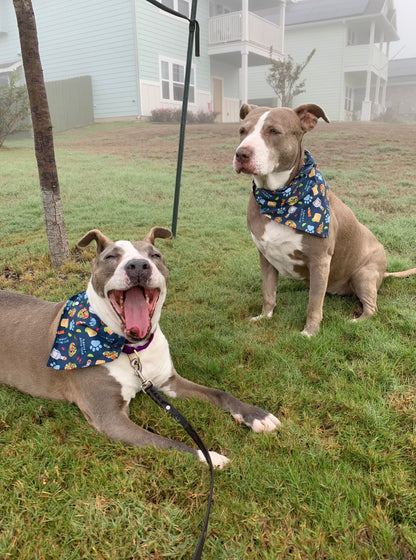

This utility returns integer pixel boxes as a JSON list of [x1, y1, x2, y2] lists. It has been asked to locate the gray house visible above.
[[386, 57, 416, 121]]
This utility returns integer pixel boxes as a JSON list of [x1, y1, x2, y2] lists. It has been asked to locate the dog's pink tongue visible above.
[[124, 287, 149, 339]]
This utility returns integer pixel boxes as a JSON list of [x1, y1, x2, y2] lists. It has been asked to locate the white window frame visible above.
[[347, 28, 356, 46], [159, 0, 190, 18], [160, 57, 195, 105], [345, 86, 353, 112]]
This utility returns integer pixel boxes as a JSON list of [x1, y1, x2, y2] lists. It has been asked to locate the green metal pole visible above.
[[171, 0, 198, 237]]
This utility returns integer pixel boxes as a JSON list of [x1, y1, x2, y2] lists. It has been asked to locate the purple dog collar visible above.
[[123, 333, 155, 354]]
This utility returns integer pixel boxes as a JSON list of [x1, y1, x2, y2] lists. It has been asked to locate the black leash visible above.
[[128, 350, 214, 560]]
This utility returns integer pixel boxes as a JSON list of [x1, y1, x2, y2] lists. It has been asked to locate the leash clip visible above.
[[128, 350, 153, 392]]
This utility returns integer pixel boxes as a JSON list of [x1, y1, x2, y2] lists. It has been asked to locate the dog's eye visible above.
[[239, 127, 246, 136], [151, 253, 161, 260], [269, 127, 281, 135], [104, 253, 116, 260]]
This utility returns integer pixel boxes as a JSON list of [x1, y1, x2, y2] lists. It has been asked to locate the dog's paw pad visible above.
[[251, 414, 281, 433], [197, 450, 230, 469]]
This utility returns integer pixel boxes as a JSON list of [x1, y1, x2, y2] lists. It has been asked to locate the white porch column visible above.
[[241, 46, 249, 104], [361, 70, 372, 121], [279, 0, 286, 54], [241, 0, 249, 104], [242, 0, 248, 40], [375, 74, 381, 105], [381, 79, 387, 109], [361, 21, 375, 121]]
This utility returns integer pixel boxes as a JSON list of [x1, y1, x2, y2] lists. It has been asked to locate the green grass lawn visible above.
[[0, 121, 415, 559]]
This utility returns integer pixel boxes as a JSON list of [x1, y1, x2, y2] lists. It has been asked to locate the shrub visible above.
[[150, 107, 217, 124], [0, 71, 31, 148]]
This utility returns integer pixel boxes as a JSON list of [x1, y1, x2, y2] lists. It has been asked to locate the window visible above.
[[209, 2, 231, 16], [347, 28, 356, 46], [345, 86, 353, 112], [160, 0, 190, 17], [160, 59, 195, 103]]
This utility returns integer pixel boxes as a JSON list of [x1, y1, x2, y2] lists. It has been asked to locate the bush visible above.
[[0, 71, 31, 148], [150, 107, 217, 124]]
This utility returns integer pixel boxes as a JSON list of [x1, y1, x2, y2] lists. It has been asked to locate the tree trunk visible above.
[[13, 0, 71, 268]]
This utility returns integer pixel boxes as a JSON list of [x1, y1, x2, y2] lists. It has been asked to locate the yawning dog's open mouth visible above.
[[108, 286, 160, 341]]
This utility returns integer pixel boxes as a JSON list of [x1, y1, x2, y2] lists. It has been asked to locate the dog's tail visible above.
[[384, 267, 416, 279]]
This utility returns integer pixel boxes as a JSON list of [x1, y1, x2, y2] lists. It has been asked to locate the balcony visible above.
[[208, 11, 283, 61], [344, 44, 389, 79]]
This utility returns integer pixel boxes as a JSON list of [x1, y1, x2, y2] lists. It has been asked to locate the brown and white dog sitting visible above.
[[0, 227, 280, 468], [234, 103, 416, 336]]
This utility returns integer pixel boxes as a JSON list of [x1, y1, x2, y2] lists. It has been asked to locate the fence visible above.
[[46, 75, 94, 132]]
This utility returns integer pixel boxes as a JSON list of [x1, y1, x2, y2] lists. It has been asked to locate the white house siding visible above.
[[1, 0, 139, 120], [285, 22, 346, 120], [247, 65, 276, 105], [135, 1, 212, 117]]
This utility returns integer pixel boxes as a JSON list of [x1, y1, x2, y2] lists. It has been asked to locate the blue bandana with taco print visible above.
[[253, 150, 330, 238], [47, 291, 126, 370]]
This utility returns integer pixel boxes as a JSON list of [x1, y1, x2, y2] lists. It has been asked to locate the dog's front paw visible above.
[[233, 411, 281, 433], [301, 322, 320, 337], [197, 450, 230, 469], [250, 310, 273, 322]]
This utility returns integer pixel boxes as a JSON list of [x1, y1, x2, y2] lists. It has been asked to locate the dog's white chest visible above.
[[105, 328, 173, 402], [252, 221, 305, 280]]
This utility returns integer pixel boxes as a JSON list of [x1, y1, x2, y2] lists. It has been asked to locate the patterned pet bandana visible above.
[[47, 291, 126, 370], [253, 150, 330, 238]]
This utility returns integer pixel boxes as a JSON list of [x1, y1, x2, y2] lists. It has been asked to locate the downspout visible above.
[[131, 0, 142, 118]]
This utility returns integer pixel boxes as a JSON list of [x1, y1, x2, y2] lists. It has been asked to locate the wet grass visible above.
[[0, 122, 416, 559]]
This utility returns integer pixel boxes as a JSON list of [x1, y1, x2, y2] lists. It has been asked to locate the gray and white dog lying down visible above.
[[0, 227, 280, 467]]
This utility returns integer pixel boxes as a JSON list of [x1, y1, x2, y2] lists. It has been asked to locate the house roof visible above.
[[286, 0, 390, 25], [0, 60, 22, 73], [388, 57, 416, 78]]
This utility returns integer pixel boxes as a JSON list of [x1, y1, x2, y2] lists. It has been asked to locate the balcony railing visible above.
[[344, 44, 389, 78], [208, 11, 282, 54]]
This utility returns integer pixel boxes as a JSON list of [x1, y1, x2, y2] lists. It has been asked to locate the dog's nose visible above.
[[125, 259, 151, 282], [235, 146, 252, 163]]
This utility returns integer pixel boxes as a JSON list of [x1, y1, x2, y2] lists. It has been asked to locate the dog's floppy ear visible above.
[[294, 104, 329, 132], [77, 229, 112, 253], [144, 227, 173, 245], [240, 103, 258, 120]]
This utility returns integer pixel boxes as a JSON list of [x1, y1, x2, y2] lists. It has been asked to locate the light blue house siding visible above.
[[35, 0, 138, 120], [0, 0, 19, 61], [136, 1, 212, 116], [0, 0, 139, 120]]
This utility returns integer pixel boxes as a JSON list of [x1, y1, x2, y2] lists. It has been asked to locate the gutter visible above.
[[131, 0, 142, 119]]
